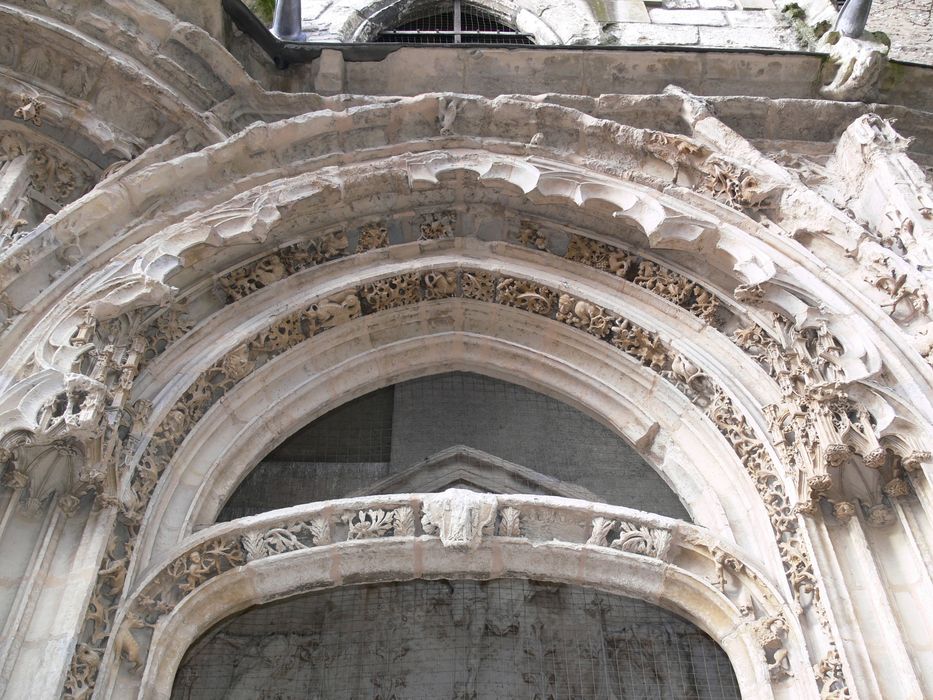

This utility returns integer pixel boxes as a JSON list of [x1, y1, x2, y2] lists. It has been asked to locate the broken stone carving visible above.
[[585, 516, 672, 558], [755, 614, 793, 681], [13, 94, 44, 127], [819, 32, 889, 102]]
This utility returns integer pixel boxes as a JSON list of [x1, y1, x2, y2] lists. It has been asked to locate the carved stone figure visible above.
[[755, 614, 792, 681], [305, 293, 362, 330], [421, 489, 497, 550], [13, 94, 44, 126]]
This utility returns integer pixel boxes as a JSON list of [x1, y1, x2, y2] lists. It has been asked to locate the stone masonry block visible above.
[[611, 22, 701, 43], [648, 8, 728, 24], [698, 24, 791, 47], [610, 0, 651, 22], [725, 10, 779, 26]]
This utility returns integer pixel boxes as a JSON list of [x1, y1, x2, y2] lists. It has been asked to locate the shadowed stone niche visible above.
[[218, 372, 690, 521], [170, 578, 740, 699]]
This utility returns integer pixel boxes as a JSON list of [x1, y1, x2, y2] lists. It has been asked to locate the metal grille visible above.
[[375, 0, 534, 44], [172, 579, 740, 699]]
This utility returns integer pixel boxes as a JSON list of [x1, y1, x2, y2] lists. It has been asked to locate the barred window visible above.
[[374, 0, 534, 44]]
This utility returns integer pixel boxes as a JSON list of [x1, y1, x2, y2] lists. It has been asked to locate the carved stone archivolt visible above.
[[6, 188, 911, 700], [1, 89, 930, 700], [0, 124, 99, 207], [56, 260, 856, 698], [109, 492, 794, 693]]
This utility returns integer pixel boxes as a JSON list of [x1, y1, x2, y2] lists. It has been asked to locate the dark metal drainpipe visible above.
[[834, 0, 873, 38], [272, 0, 305, 41]]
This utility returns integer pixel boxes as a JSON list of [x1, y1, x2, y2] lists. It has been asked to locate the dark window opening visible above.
[[375, 0, 535, 44]]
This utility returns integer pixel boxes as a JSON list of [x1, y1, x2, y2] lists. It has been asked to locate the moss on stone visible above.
[[781, 3, 806, 21], [249, 0, 276, 24]]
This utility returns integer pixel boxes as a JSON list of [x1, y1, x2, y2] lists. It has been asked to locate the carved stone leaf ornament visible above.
[[344, 509, 395, 539], [611, 521, 672, 558], [586, 516, 615, 547], [497, 506, 522, 537], [393, 506, 415, 536]]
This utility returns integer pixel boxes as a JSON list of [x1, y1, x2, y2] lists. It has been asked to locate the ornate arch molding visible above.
[[0, 92, 805, 309], [97, 494, 814, 699], [0, 112, 925, 698], [0, 4, 228, 164], [12, 146, 923, 519], [4, 96, 927, 391], [0, 1, 242, 117], [137, 308, 760, 563], [57, 246, 859, 697]]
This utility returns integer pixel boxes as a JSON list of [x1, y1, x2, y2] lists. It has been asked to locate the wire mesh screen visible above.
[[266, 387, 394, 463], [172, 579, 741, 699], [375, 1, 534, 44], [217, 372, 690, 522]]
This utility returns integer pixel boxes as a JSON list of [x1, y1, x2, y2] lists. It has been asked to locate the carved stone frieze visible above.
[[305, 292, 361, 331], [513, 220, 547, 250], [584, 516, 671, 558], [700, 157, 780, 212], [556, 293, 615, 338], [418, 211, 456, 241], [149, 229, 733, 379], [109, 491, 797, 694], [218, 253, 288, 302], [495, 278, 556, 316], [422, 270, 458, 299], [355, 222, 388, 252], [217, 232, 350, 304], [361, 272, 421, 311], [564, 234, 635, 277], [0, 125, 98, 203], [633, 260, 694, 306]]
